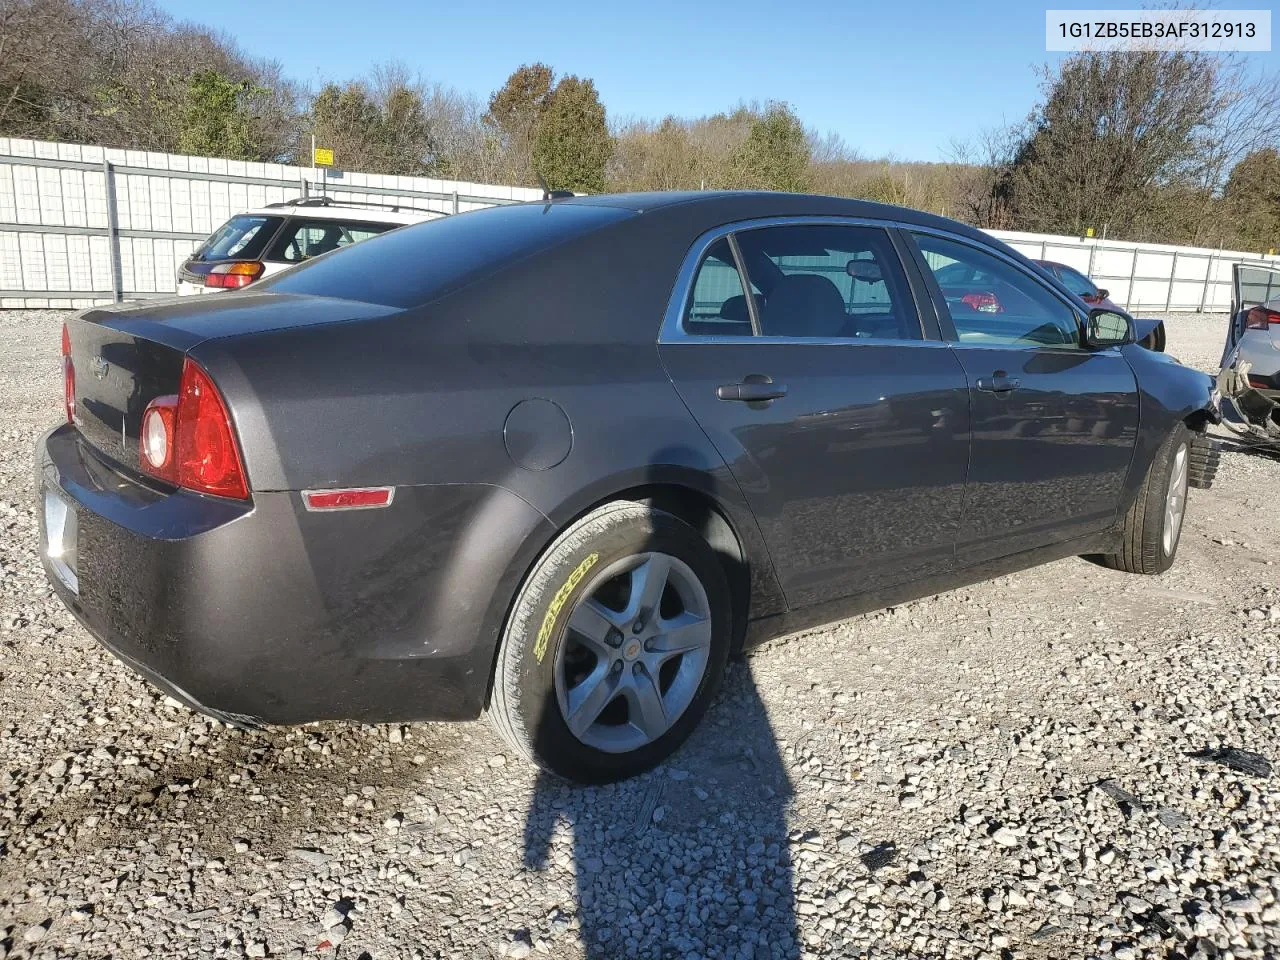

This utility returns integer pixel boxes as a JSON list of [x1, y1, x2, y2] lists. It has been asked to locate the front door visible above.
[[658, 222, 971, 609], [908, 231, 1140, 564]]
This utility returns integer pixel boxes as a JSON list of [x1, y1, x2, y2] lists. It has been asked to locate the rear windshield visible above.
[[256, 202, 632, 309], [191, 215, 284, 262]]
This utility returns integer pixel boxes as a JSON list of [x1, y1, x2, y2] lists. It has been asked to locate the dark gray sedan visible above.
[[37, 192, 1220, 782]]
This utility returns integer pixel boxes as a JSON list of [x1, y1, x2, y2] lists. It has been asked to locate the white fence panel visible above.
[[988, 228, 1280, 314], [0, 137, 543, 307], [3, 136, 1279, 312]]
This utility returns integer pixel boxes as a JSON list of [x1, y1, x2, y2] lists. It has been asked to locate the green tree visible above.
[[485, 62, 553, 137], [1224, 147, 1280, 249], [484, 63, 554, 185], [1002, 51, 1223, 239], [177, 70, 268, 160], [308, 75, 433, 175], [731, 102, 808, 192], [531, 75, 612, 192]]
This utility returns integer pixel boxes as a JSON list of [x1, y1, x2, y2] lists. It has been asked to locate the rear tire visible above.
[[488, 501, 731, 783], [1098, 424, 1192, 574]]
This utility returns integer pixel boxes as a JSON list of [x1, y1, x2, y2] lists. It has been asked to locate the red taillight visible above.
[[138, 359, 248, 500], [962, 291, 1004, 314], [61, 323, 75, 424], [205, 261, 264, 289], [1245, 306, 1280, 329]]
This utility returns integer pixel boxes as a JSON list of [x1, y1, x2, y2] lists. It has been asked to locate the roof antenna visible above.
[[535, 172, 575, 204]]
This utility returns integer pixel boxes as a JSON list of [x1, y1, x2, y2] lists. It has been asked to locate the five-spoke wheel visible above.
[[555, 552, 713, 753], [489, 502, 731, 783]]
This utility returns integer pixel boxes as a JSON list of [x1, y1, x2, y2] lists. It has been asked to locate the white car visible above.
[[176, 198, 441, 295]]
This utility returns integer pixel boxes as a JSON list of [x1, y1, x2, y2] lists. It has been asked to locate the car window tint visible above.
[[682, 238, 756, 337], [267, 220, 395, 263], [257, 203, 631, 308], [193, 215, 283, 262], [734, 225, 919, 340], [914, 233, 1081, 349], [1058, 265, 1098, 298]]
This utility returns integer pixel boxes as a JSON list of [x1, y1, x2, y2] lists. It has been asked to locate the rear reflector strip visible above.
[[302, 487, 396, 511]]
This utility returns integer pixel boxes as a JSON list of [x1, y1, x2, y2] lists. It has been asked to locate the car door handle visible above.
[[976, 373, 1020, 394], [716, 378, 787, 403]]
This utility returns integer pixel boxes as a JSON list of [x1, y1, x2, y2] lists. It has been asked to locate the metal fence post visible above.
[[1165, 251, 1177, 310], [1126, 248, 1139, 310], [1198, 248, 1216, 313], [102, 159, 123, 302], [452, 190, 459, 215]]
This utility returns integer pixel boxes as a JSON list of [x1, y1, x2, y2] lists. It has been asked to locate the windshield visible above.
[[1059, 266, 1098, 298], [192, 215, 283, 262]]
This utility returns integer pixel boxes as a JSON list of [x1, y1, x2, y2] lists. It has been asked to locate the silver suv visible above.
[[177, 197, 441, 294]]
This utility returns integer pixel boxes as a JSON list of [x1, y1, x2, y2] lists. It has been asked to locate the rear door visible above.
[[658, 220, 971, 609], [906, 230, 1140, 564]]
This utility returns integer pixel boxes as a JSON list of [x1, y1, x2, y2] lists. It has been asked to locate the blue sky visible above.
[[156, 0, 1278, 162]]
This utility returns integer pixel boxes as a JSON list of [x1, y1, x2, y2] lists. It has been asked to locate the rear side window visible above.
[[734, 224, 920, 340], [192, 215, 283, 262], [257, 203, 632, 308], [682, 238, 757, 337], [265, 219, 396, 263]]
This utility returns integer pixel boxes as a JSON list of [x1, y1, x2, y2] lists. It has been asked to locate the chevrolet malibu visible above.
[[38, 192, 1221, 783]]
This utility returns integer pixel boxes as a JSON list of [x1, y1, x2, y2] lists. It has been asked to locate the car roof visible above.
[[1034, 259, 1079, 272], [239, 205, 443, 226], [556, 190, 1001, 247]]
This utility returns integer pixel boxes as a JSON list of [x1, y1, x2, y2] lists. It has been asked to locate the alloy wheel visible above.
[[554, 552, 713, 753], [1163, 444, 1189, 556]]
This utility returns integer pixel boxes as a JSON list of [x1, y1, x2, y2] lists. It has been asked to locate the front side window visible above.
[[682, 238, 756, 337], [914, 233, 1082, 348], [734, 224, 919, 340]]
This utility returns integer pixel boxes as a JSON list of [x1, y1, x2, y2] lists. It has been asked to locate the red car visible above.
[[1033, 259, 1125, 313]]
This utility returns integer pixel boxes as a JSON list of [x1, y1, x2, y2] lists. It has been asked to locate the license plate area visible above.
[[44, 488, 79, 594]]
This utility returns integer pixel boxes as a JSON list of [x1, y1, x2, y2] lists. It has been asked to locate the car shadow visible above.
[[521, 658, 799, 960]]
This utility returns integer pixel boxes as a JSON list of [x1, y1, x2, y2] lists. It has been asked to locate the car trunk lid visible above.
[[67, 292, 400, 474]]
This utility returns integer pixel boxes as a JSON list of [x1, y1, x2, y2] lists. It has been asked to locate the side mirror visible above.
[[1096, 288, 1110, 300], [1085, 308, 1134, 348]]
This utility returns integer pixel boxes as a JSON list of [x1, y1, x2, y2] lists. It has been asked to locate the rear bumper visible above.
[[35, 424, 554, 725]]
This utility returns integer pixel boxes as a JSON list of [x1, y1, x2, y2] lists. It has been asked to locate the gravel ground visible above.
[[0, 309, 1277, 960]]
